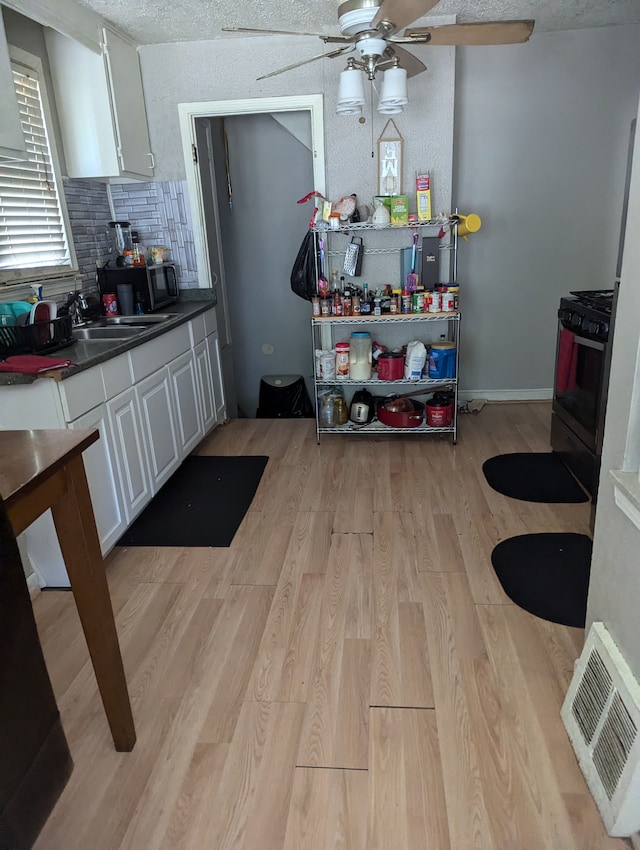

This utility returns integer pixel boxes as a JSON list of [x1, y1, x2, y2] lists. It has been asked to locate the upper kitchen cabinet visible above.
[[44, 25, 154, 180], [0, 10, 27, 159]]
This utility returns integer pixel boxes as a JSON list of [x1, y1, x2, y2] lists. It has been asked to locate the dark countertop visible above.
[[0, 297, 216, 386]]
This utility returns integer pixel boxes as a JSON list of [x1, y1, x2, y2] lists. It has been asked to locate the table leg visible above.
[[50, 455, 136, 752]]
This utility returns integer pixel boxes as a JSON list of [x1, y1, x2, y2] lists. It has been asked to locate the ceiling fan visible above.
[[222, 0, 534, 81]]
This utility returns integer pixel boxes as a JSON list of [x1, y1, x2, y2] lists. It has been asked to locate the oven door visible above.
[[553, 326, 606, 451]]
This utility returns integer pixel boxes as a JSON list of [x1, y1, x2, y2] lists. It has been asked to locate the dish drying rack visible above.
[[0, 315, 75, 357]]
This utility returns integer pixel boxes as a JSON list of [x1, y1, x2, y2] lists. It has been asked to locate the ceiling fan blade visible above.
[[404, 20, 535, 46], [372, 0, 441, 35], [257, 45, 354, 80], [389, 45, 427, 78], [222, 26, 328, 37]]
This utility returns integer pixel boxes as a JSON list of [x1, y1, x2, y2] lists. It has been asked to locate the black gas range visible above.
[[551, 287, 618, 506]]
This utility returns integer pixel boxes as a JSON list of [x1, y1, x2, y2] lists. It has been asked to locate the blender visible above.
[[107, 221, 133, 266]]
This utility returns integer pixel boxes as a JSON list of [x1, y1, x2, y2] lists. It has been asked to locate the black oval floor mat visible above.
[[482, 453, 589, 503], [491, 533, 592, 627]]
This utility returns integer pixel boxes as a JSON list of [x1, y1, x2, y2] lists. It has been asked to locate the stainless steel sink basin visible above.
[[74, 326, 146, 340], [103, 314, 177, 325]]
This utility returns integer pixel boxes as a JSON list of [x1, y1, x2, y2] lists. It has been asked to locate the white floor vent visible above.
[[561, 622, 640, 836]]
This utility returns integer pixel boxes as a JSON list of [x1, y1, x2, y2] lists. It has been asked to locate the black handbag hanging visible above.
[[290, 230, 318, 301]]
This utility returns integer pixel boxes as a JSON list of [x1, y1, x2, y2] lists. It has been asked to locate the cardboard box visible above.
[[390, 195, 409, 225], [416, 173, 432, 222]]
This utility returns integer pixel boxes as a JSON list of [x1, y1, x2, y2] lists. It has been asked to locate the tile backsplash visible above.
[[109, 181, 199, 288], [62, 178, 200, 290]]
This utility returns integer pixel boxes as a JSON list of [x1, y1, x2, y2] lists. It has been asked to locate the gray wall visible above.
[[216, 113, 315, 418], [454, 25, 640, 395], [588, 93, 640, 677], [138, 34, 455, 210]]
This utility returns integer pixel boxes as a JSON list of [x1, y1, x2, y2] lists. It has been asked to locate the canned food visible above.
[[413, 292, 425, 313], [429, 291, 442, 313], [442, 292, 455, 312]]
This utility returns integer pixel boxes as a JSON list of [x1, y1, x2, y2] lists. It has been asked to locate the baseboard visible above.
[[458, 388, 553, 402], [26, 572, 42, 600]]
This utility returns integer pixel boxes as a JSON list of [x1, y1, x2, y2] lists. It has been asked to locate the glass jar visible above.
[[349, 331, 372, 381]]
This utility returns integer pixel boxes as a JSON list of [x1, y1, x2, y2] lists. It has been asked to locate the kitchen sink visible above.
[[103, 314, 177, 325], [73, 314, 178, 341], [74, 326, 147, 340]]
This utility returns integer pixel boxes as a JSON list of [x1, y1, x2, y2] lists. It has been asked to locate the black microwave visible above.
[[96, 263, 178, 313]]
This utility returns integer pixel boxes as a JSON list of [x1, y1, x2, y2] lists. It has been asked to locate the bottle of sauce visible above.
[[343, 288, 352, 317]]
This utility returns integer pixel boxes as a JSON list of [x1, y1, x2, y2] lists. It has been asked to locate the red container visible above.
[[426, 399, 450, 427], [377, 352, 404, 381], [102, 293, 119, 316]]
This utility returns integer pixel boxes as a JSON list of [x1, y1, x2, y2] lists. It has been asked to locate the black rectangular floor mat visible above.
[[482, 452, 589, 503], [117, 455, 268, 548]]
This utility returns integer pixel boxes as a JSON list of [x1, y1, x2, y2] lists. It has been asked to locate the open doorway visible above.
[[179, 96, 325, 418]]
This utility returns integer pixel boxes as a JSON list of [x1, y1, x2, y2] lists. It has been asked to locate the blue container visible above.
[[428, 343, 456, 379]]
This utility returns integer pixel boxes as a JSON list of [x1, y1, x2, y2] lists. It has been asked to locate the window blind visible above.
[[0, 65, 71, 275]]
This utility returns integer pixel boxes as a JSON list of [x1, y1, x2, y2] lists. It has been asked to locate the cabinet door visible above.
[[135, 367, 180, 494], [169, 350, 204, 457], [101, 26, 153, 179], [107, 386, 151, 522], [194, 339, 216, 435], [206, 331, 226, 423], [69, 405, 126, 553]]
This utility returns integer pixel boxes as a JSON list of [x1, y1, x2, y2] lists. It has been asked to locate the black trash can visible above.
[[256, 375, 313, 418]]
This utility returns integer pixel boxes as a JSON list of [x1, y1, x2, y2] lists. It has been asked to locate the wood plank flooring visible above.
[[32, 403, 625, 849]]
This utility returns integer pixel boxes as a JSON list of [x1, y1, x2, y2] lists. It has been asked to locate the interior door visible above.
[[194, 117, 236, 415]]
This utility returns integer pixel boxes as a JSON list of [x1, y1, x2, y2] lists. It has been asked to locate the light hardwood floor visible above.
[[32, 403, 627, 849]]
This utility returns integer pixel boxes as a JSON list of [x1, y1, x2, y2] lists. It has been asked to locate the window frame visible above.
[[0, 44, 77, 287]]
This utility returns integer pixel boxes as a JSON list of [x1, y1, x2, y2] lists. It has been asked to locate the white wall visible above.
[[138, 33, 455, 208], [454, 25, 640, 396], [588, 93, 640, 676]]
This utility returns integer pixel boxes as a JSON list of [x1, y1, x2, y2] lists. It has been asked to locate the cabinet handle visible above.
[[148, 152, 155, 171]]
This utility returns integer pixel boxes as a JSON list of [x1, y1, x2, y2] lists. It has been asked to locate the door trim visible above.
[[178, 95, 325, 293]]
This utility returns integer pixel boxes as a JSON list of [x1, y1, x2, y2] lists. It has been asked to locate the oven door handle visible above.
[[573, 334, 605, 352]]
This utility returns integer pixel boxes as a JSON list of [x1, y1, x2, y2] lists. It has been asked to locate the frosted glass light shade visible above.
[[378, 66, 408, 107], [377, 103, 403, 114], [337, 68, 365, 106], [336, 102, 363, 116]]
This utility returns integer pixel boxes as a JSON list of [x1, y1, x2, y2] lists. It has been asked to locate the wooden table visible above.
[[0, 429, 135, 752]]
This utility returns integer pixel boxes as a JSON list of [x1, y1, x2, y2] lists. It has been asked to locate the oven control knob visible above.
[[570, 312, 582, 327]]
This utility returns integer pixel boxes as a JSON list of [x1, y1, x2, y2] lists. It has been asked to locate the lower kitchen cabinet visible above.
[[194, 340, 216, 434], [169, 350, 204, 457], [0, 306, 224, 586], [68, 404, 126, 551], [107, 386, 151, 523], [207, 330, 226, 423], [136, 367, 180, 495]]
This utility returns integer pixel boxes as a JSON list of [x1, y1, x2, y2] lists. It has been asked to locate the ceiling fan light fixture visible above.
[[337, 65, 366, 106], [377, 103, 404, 114], [336, 102, 363, 116], [378, 65, 408, 106]]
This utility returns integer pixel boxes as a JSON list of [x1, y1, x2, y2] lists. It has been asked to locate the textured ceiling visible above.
[[74, 0, 640, 45]]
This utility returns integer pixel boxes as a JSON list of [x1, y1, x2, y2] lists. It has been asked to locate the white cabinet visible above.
[[135, 367, 180, 494], [107, 386, 151, 522], [207, 330, 226, 424], [194, 339, 216, 434], [169, 350, 204, 456], [68, 404, 126, 551], [0, 11, 27, 159], [0, 307, 224, 586], [45, 27, 153, 180]]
